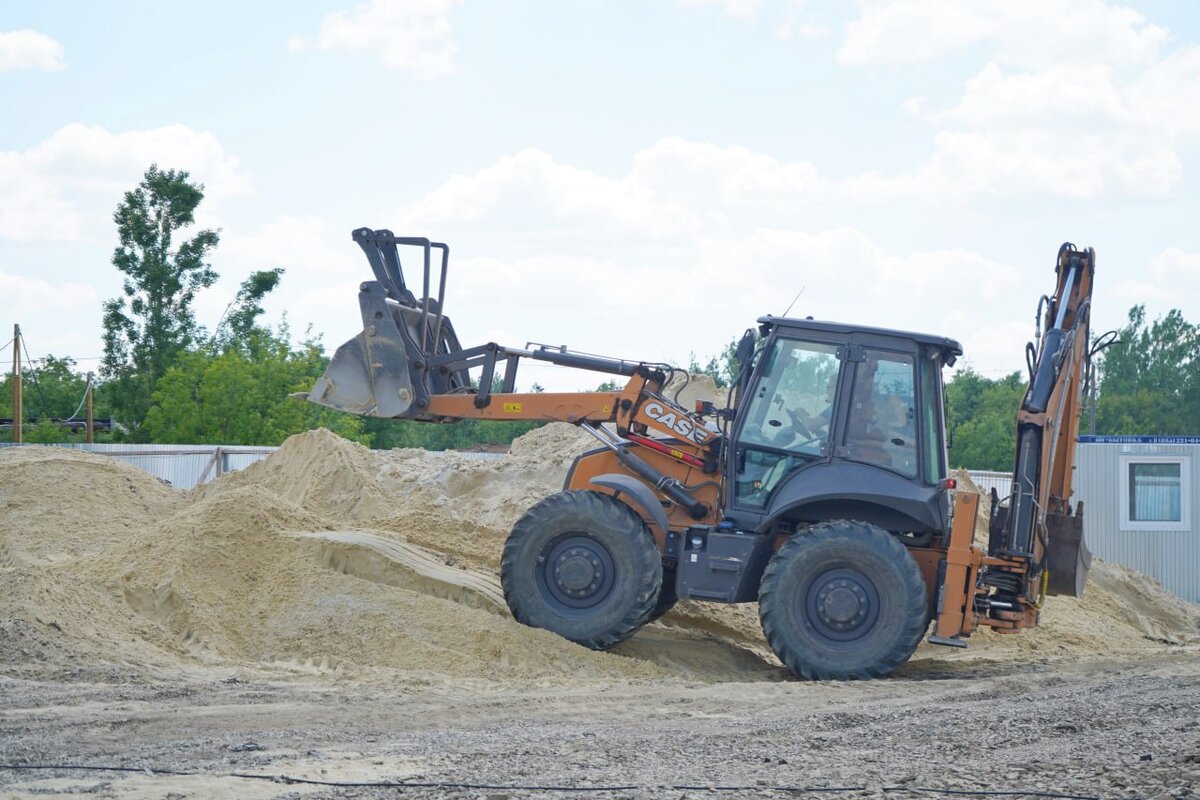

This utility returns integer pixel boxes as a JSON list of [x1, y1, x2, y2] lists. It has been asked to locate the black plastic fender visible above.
[[589, 473, 670, 538]]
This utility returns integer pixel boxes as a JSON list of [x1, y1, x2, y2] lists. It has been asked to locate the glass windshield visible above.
[[735, 339, 840, 508], [739, 339, 841, 456]]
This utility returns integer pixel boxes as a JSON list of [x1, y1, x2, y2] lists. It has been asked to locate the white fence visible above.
[[962, 469, 1012, 500]]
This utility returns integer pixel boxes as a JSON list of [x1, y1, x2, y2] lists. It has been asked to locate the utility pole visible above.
[[11, 324, 21, 444], [85, 372, 95, 444]]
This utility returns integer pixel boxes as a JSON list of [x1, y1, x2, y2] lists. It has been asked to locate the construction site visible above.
[[1, 422, 1198, 798], [6, 3, 1200, 798]]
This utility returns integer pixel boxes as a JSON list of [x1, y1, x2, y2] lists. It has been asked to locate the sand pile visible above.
[[1, 430, 1196, 686], [663, 371, 728, 410], [0, 441, 712, 683], [0, 446, 179, 562]]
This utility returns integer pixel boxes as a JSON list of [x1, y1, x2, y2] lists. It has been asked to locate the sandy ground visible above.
[[2, 425, 1199, 798], [1, 654, 1197, 799]]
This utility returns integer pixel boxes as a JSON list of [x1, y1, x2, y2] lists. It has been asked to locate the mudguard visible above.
[[589, 473, 670, 537]]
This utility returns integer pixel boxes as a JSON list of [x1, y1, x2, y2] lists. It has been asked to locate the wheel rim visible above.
[[803, 567, 881, 644], [535, 533, 617, 614]]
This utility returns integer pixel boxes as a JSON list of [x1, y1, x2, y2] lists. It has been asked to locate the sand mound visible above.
[[663, 371, 728, 410], [196, 428, 394, 520], [1, 430, 1196, 686], [88, 494, 666, 682], [0, 446, 179, 563], [507, 422, 597, 460]]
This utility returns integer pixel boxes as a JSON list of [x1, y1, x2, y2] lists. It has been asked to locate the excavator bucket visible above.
[[302, 229, 471, 419], [1045, 510, 1091, 597]]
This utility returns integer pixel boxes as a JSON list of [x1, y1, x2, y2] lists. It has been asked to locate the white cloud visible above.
[[0, 270, 101, 363], [679, 0, 763, 19], [1103, 248, 1200, 322], [207, 215, 365, 344], [0, 124, 251, 243], [288, 0, 462, 78], [370, 141, 1044, 390], [835, 1, 1199, 200], [839, 129, 1182, 201], [0, 29, 66, 72], [404, 137, 821, 244], [838, 0, 1167, 69]]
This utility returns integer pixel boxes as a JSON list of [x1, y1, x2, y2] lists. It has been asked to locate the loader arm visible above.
[[301, 228, 728, 524]]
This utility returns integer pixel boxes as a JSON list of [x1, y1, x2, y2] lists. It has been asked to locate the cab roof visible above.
[[758, 315, 964, 364]]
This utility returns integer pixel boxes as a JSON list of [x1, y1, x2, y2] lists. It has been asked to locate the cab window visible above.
[[842, 350, 918, 478], [919, 354, 946, 484], [735, 339, 840, 508]]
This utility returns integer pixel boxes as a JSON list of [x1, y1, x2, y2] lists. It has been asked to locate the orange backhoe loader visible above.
[[301, 230, 1097, 679]]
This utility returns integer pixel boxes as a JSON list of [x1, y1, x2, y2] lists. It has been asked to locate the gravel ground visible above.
[[1, 652, 1197, 800]]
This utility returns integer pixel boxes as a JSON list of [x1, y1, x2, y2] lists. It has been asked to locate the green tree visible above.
[[1096, 305, 1199, 434], [213, 268, 285, 347], [0, 355, 107, 443], [101, 165, 220, 439], [144, 328, 366, 445], [944, 368, 1025, 471], [686, 338, 740, 388]]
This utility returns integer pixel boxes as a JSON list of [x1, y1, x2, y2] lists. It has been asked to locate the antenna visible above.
[[781, 286, 806, 318]]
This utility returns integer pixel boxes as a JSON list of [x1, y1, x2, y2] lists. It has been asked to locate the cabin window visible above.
[[1120, 456, 1189, 531]]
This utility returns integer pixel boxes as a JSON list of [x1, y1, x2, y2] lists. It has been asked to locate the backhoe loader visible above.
[[301, 229, 1097, 679]]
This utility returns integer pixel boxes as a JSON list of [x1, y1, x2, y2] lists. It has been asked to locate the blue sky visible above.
[[2, 1, 1198, 391]]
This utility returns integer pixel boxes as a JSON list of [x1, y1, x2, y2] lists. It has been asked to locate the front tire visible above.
[[642, 565, 678, 624], [501, 491, 661, 650], [759, 520, 928, 680]]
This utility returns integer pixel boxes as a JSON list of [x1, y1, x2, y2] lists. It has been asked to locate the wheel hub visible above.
[[537, 534, 616, 612], [805, 568, 880, 642], [820, 584, 864, 624], [556, 548, 602, 594]]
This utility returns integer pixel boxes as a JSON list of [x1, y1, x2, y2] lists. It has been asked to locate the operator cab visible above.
[[728, 316, 962, 537]]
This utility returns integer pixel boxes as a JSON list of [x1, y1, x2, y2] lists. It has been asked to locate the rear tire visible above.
[[501, 490, 661, 650], [759, 520, 928, 680]]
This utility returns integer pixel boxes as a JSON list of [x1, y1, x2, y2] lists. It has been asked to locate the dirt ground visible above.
[[2, 427, 1199, 799], [1, 653, 1197, 799]]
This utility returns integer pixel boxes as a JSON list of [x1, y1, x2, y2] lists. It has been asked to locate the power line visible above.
[[20, 334, 52, 418]]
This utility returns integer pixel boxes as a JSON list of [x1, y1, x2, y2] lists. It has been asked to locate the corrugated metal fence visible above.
[[0, 443, 277, 489]]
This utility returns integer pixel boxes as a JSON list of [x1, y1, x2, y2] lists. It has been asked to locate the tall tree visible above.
[[213, 267, 285, 348], [101, 165, 220, 438]]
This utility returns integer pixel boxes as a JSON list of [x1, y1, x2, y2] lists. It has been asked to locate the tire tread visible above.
[[759, 519, 928, 680]]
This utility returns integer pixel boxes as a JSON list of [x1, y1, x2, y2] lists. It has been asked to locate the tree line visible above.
[[2, 166, 1196, 465]]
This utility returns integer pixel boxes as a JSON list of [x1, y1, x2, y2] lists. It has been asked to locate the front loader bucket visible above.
[[1045, 511, 1091, 597], [307, 282, 420, 418], [302, 229, 473, 419]]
